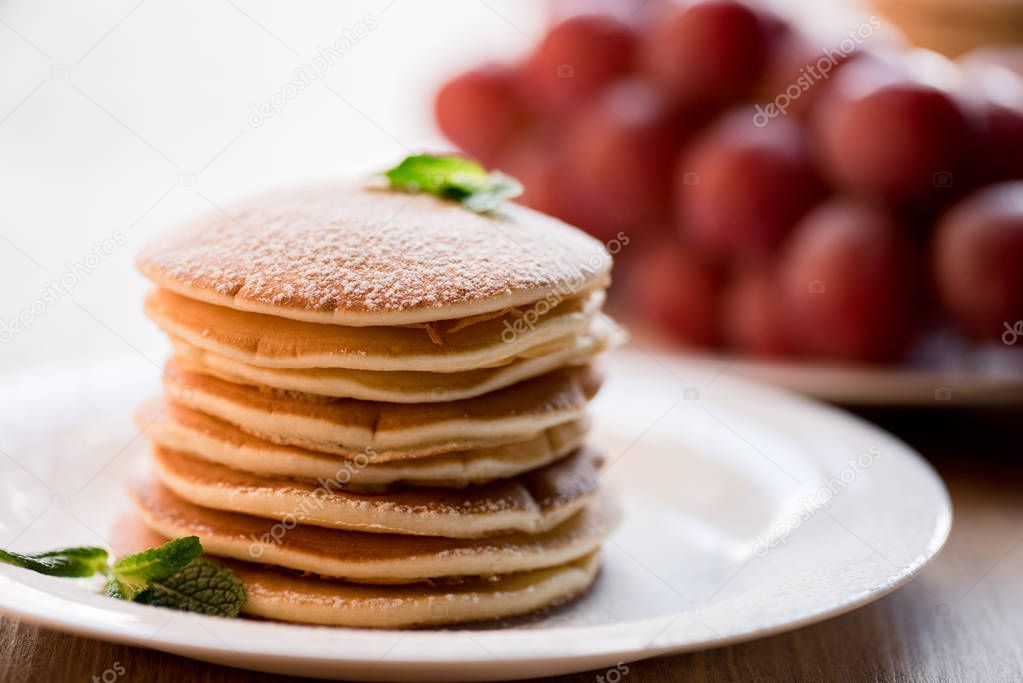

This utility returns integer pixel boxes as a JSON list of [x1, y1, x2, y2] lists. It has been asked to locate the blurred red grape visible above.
[[492, 126, 566, 219], [759, 27, 868, 121], [521, 14, 636, 115], [434, 64, 524, 164], [957, 62, 1023, 182], [779, 199, 920, 362], [641, 0, 772, 111], [811, 57, 973, 206], [562, 78, 687, 239], [676, 111, 825, 257], [934, 181, 1023, 342], [719, 260, 790, 356], [967, 100, 1023, 184], [628, 241, 721, 347]]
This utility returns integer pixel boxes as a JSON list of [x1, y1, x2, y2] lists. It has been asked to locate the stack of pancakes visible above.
[[129, 184, 621, 627]]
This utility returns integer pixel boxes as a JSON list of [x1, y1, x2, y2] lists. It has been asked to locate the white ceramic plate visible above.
[[0, 350, 951, 681]]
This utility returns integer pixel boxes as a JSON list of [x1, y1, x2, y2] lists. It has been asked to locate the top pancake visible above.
[[137, 184, 612, 326]]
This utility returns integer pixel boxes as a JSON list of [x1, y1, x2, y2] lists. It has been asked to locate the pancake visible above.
[[150, 445, 603, 538], [163, 360, 603, 460], [129, 477, 618, 582], [136, 183, 612, 327], [144, 287, 605, 372], [235, 552, 601, 627], [136, 399, 590, 488], [114, 513, 602, 627], [168, 316, 616, 403]]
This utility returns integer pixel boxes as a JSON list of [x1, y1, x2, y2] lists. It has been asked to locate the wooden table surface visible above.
[[2, 407, 1021, 682]]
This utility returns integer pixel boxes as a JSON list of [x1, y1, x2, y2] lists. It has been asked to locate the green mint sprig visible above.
[[0, 536, 244, 617], [0, 547, 109, 577], [382, 154, 523, 213], [108, 536, 203, 600], [134, 558, 246, 617]]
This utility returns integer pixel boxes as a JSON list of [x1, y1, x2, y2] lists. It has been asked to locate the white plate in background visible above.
[[678, 353, 1023, 406]]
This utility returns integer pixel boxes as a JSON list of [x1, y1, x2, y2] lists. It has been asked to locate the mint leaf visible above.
[[134, 559, 245, 617], [0, 546, 108, 578], [385, 154, 486, 194], [382, 154, 522, 212], [460, 171, 523, 213], [111, 536, 202, 600]]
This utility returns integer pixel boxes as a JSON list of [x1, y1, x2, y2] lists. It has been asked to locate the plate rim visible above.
[[664, 348, 1023, 407]]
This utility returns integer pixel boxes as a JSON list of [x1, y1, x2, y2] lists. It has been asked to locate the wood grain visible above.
[[2, 408, 1022, 682]]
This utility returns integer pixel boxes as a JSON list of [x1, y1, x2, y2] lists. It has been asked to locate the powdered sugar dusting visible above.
[[138, 184, 610, 318]]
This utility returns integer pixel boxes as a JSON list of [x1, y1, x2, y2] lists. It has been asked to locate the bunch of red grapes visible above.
[[434, 0, 1023, 364]]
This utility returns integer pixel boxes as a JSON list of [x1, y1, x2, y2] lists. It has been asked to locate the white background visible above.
[[0, 0, 544, 372]]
